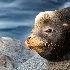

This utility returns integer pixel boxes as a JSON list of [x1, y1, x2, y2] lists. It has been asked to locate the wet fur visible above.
[[25, 7, 70, 61]]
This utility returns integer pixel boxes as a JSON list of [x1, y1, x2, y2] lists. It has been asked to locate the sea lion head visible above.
[[25, 7, 70, 61]]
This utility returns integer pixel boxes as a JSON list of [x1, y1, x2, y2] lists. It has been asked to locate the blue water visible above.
[[0, 0, 70, 41]]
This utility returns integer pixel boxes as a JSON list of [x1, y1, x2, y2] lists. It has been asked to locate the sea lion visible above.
[[25, 7, 70, 61]]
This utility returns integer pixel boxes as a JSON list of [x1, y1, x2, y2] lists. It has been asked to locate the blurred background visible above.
[[0, 0, 70, 41]]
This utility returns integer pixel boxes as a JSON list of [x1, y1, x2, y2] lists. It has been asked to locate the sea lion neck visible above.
[[42, 48, 70, 62]]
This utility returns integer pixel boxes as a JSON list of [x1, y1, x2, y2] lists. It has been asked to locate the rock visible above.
[[17, 52, 48, 70], [0, 54, 13, 68], [0, 37, 70, 70], [17, 52, 70, 70], [0, 68, 15, 70], [0, 37, 34, 69]]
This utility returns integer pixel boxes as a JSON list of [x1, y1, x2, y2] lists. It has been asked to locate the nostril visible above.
[[27, 37, 31, 41]]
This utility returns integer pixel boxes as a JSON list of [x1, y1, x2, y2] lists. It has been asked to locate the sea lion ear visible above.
[[62, 23, 69, 27]]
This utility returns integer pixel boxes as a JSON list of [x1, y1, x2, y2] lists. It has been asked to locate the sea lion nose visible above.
[[27, 33, 35, 41], [27, 36, 31, 41]]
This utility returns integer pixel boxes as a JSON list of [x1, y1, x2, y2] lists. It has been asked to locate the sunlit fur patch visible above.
[[35, 11, 55, 24], [35, 12, 50, 27]]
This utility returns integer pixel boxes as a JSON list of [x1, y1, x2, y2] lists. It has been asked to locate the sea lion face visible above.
[[25, 11, 70, 61]]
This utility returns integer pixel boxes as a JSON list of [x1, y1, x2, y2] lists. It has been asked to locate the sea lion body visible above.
[[25, 7, 70, 61]]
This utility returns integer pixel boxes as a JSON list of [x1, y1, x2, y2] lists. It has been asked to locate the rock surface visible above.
[[0, 37, 34, 70], [0, 37, 70, 70], [18, 53, 48, 70], [18, 52, 70, 70]]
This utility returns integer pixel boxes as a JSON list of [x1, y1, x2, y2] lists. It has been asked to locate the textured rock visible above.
[[0, 37, 34, 70], [18, 52, 70, 70], [0, 37, 70, 70], [17, 52, 48, 70], [0, 54, 13, 68]]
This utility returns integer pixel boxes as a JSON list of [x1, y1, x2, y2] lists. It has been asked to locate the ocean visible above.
[[0, 0, 70, 41]]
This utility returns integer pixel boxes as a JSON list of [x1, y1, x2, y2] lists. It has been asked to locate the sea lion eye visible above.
[[45, 29, 52, 33]]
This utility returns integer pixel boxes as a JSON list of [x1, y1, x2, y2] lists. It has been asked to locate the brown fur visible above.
[[25, 7, 70, 61]]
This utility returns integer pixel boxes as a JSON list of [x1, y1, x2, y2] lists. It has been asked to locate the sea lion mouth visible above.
[[25, 40, 31, 49], [25, 39, 68, 61]]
